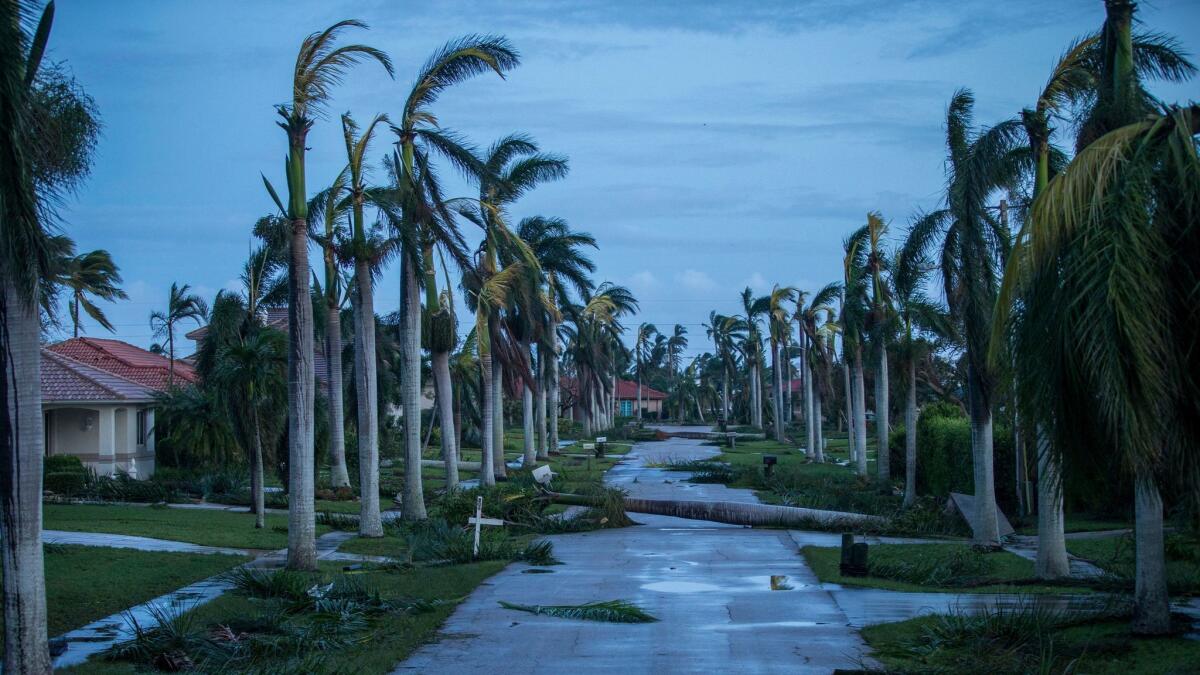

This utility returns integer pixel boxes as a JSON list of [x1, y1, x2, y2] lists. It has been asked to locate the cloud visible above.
[[677, 269, 717, 292], [741, 272, 769, 292], [628, 270, 660, 292]]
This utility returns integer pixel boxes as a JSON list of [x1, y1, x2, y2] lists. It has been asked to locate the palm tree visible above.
[[476, 133, 567, 476], [861, 212, 894, 491], [149, 282, 208, 385], [262, 18, 391, 569], [736, 288, 765, 430], [390, 36, 518, 500], [902, 89, 1025, 546], [54, 247, 127, 337], [842, 232, 870, 477], [2, 1, 56, 669], [667, 325, 688, 420], [516, 216, 597, 458], [997, 1, 1197, 633], [338, 112, 393, 530], [634, 323, 657, 421], [704, 312, 745, 425], [214, 330, 286, 529], [767, 285, 796, 442], [309, 170, 352, 489], [796, 283, 840, 460], [1002, 16, 1193, 581]]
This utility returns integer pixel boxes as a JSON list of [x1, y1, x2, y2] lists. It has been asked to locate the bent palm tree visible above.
[[55, 247, 127, 337], [767, 285, 796, 442], [263, 18, 392, 569], [149, 282, 208, 385], [310, 170, 351, 489]]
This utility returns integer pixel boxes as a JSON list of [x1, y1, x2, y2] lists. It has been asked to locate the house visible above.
[[615, 379, 666, 417], [40, 338, 192, 478]]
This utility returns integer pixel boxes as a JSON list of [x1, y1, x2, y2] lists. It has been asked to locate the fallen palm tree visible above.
[[544, 491, 887, 529], [421, 459, 482, 472]]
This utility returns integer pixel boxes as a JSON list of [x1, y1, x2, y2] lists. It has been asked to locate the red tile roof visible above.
[[615, 379, 666, 400], [46, 337, 196, 391], [41, 350, 157, 403]]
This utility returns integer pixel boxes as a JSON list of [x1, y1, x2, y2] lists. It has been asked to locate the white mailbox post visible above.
[[467, 495, 504, 558]]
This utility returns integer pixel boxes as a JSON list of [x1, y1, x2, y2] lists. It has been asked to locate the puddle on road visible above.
[[642, 581, 721, 593]]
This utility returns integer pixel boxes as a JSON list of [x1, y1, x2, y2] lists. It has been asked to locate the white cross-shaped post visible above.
[[468, 495, 505, 558]]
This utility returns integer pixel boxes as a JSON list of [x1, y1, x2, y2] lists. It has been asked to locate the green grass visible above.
[[0, 545, 247, 637], [1067, 533, 1200, 593], [63, 560, 507, 674], [801, 543, 1086, 594], [1016, 514, 1131, 535], [862, 613, 1200, 674], [44, 503, 331, 550]]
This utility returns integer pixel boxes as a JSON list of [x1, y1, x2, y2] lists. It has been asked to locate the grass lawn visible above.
[[1015, 514, 1131, 535], [862, 613, 1200, 674], [0, 545, 247, 637], [801, 543, 1086, 594], [63, 560, 507, 674], [44, 503, 331, 550], [1067, 533, 1200, 593]]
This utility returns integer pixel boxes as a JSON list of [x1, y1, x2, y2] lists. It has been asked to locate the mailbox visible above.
[[762, 454, 777, 477], [595, 436, 607, 457]]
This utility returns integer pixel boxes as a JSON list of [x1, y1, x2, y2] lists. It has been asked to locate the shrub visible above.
[[199, 468, 248, 499], [44, 455, 86, 474], [914, 403, 1017, 513], [45, 471, 86, 496]]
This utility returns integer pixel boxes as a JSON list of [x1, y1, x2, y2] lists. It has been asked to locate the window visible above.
[[620, 400, 632, 416], [136, 409, 147, 445]]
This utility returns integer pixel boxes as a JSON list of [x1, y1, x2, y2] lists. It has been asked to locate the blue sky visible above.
[[48, 0, 1200, 358]]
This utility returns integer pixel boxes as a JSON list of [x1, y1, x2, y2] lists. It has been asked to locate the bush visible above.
[[44, 455, 86, 474], [45, 471, 87, 496]]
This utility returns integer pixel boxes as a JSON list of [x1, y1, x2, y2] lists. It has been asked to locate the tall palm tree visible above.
[[767, 285, 796, 442], [2, 1, 56, 669], [704, 312, 744, 425], [842, 232, 870, 477], [54, 247, 127, 337], [997, 1, 1197, 633], [903, 89, 1025, 546], [262, 18, 391, 569], [391, 35, 519, 500], [667, 324, 688, 420], [634, 322, 657, 421], [214, 329, 286, 529], [737, 288, 766, 430], [861, 212, 894, 490], [476, 133, 567, 476], [796, 283, 839, 460], [1003, 17, 1193, 580], [149, 282, 208, 385], [339, 112, 391, 531], [517, 216, 596, 458], [309, 170, 351, 489]]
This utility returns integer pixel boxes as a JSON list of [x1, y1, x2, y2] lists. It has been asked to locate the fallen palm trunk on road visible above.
[[421, 459, 482, 471], [545, 491, 887, 529]]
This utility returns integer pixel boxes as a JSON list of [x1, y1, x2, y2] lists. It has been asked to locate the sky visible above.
[[47, 0, 1200, 360]]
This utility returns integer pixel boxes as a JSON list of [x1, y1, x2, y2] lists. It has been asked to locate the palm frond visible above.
[[497, 599, 658, 623]]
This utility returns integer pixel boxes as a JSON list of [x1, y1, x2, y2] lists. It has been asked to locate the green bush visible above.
[[44, 455, 86, 474], [915, 403, 1017, 513], [45, 471, 86, 496]]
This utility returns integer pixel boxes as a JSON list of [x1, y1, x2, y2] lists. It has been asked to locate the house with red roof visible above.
[[40, 338, 186, 478], [559, 377, 667, 420]]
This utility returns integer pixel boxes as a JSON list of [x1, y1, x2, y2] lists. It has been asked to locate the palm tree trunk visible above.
[[1132, 468, 1170, 634], [492, 358, 507, 479], [326, 301, 350, 488], [399, 254, 427, 520], [479, 352, 496, 487], [843, 342, 855, 462], [522, 380, 535, 467], [967, 368, 999, 545], [772, 342, 785, 442], [1034, 430, 1068, 578], [804, 345, 814, 456], [353, 261, 383, 536], [903, 359, 917, 507], [286, 217, 317, 570], [548, 319, 561, 455], [432, 350, 459, 490], [252, 406, 266, 529], [784, 352, 793, 424], [813, 385, 825, 462], [1, 282, 51, 674], [636, 365, 642, 421], [875, 339, 890, 490], [853, 345, 868, 477], [535, 349, 548, 460]]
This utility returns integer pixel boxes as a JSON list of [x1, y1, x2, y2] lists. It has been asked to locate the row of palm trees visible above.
[[679, 0, 1198, 638]]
